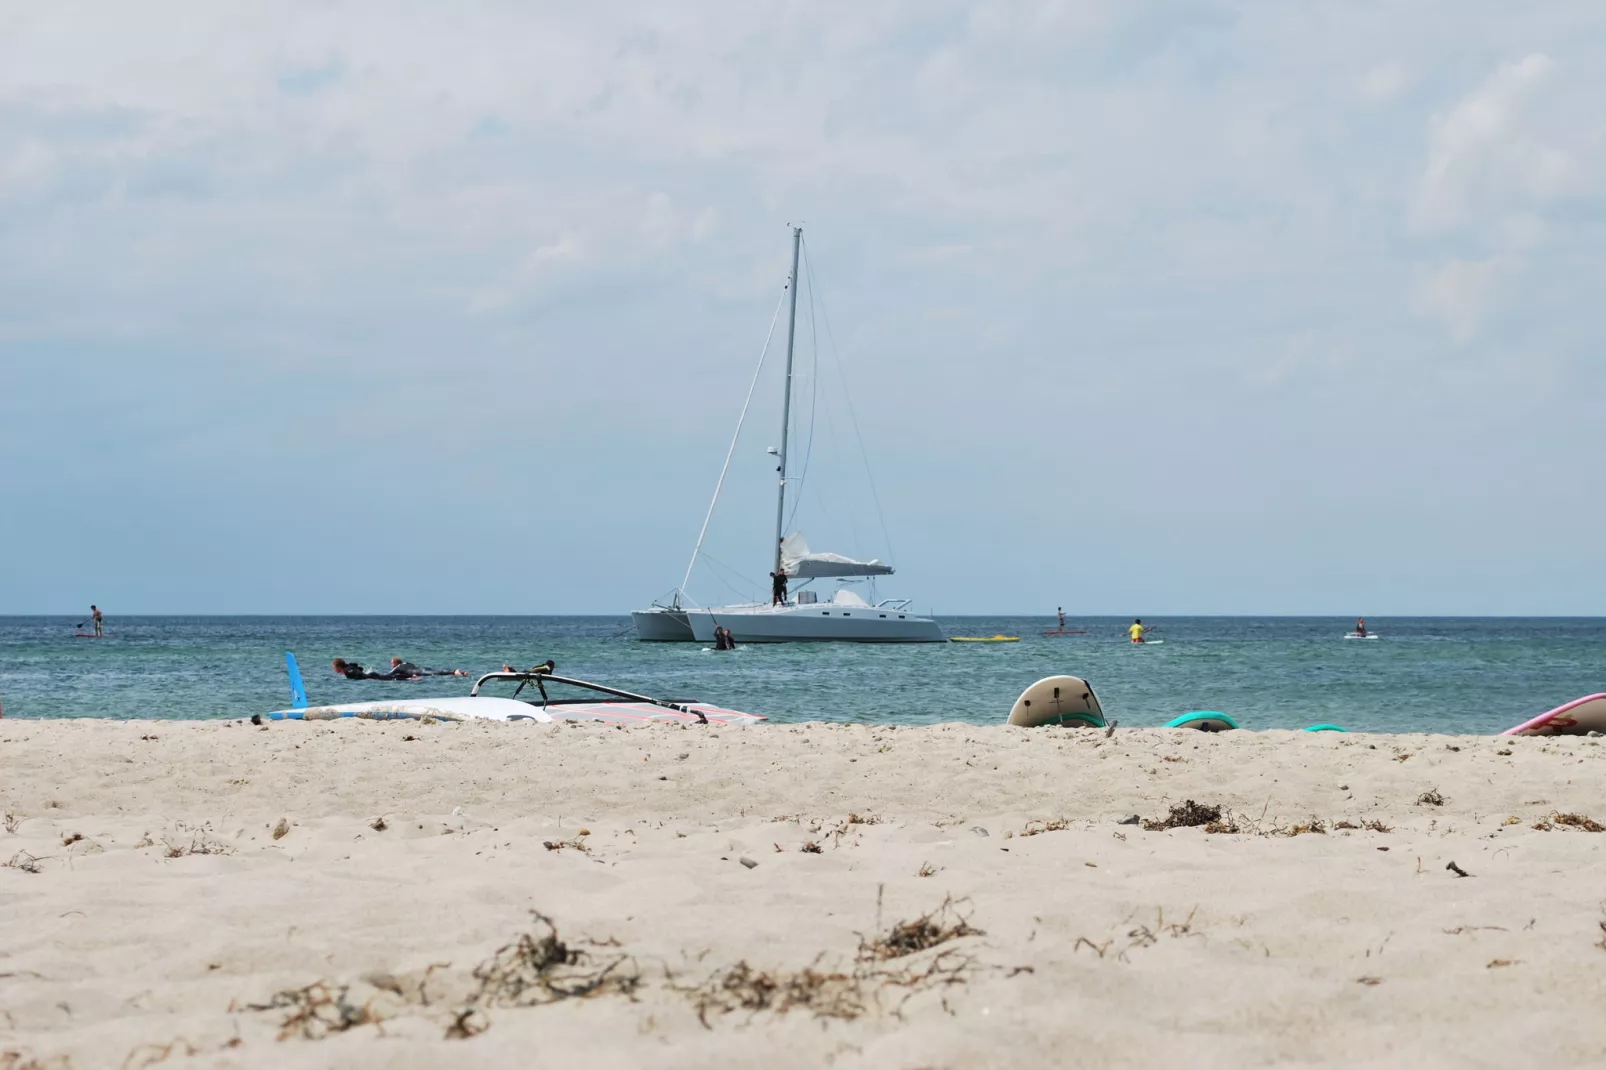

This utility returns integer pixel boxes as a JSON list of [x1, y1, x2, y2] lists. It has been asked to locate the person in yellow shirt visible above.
[[1127, 619, 1146, 644]]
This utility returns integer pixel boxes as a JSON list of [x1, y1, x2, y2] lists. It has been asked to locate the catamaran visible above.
[[631, 227, 943, 644]]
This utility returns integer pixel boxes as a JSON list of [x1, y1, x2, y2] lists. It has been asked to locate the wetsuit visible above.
[[337, 662, 385, 680]]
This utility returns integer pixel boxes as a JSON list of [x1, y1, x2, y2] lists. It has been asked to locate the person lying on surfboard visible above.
[[388, 657, 470, 678], [1128, 619, 1146, 644], [332, 658, 389, 680]]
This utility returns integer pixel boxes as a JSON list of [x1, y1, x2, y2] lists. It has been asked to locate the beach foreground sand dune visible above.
[[3, 718, 1606, 1068]]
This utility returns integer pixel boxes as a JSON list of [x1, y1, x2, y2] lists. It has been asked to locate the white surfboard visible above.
[[1007, 675, 1106, 728], [1344, 633, 1380, 640]]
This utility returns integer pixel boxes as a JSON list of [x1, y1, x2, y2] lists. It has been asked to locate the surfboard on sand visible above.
[[1166, 711, 1237, 732], [1502, 693, 1606, 736], [1007, 675, 1105, 728]]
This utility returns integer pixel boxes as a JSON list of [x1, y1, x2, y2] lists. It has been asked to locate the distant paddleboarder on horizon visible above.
[[90, 605, 104, 637], [1057, 607, 1066, 630], [1128, 619, 1147, 644], [1355, 618, 1368, 638]]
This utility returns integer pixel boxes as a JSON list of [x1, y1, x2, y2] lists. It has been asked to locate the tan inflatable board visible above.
[[1008, 675, 1105, 728]]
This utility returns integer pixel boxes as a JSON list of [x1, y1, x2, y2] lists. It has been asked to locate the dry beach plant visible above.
[[1142, 800, 1222, 831], [469, 911, 639, 1007]]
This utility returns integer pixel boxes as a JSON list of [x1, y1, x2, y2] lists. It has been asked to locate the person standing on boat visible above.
[[1128, 619, 1146, 644], [91, 605, 104, 637], [770, 569, 788, 606]]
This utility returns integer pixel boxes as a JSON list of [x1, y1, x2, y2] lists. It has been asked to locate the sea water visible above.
[[1, 616, 1602, 734]]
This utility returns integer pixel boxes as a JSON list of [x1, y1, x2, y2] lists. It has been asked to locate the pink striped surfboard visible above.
[[1502, 693, 1606, 737]]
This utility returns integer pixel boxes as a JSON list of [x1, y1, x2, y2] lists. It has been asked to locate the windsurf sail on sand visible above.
[[264, 659, 765, 725]]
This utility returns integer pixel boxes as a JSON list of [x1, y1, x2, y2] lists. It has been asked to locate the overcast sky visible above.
[[2, 2, 1603, 616]]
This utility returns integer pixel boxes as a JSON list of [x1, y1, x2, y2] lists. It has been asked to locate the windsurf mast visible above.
[[773, 225, 802, 578]]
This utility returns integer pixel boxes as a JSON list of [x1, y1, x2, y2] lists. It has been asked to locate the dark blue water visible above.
[[1, 616, 1602, 733]]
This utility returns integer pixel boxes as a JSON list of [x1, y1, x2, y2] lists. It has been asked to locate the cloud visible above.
[[1413, 52, 1556, 233], [1358, 61, 1407, 101], [1416, 258, 1502, 343]]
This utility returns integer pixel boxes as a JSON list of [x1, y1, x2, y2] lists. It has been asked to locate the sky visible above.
[[2, 1, 1603, 616]]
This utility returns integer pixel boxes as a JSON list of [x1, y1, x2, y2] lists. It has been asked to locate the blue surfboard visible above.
[[1303, 723, 1347, 732], [285, 652, 308, 710]]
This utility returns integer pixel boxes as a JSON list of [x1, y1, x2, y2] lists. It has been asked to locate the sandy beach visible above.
[[4, 718, 1606, 1068]]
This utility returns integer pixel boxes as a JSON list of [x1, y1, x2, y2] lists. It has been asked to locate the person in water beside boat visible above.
[[1128, 619, 1147, 644], [712, 626, 738, 651]]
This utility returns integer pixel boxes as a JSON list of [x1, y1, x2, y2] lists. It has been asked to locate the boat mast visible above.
[[772, 225, 802, 579]]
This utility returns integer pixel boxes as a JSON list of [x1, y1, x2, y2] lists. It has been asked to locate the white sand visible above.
[[3, 718, 1606, 1068]]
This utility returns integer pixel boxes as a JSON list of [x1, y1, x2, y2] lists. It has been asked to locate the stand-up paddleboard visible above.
[[1501, 693, 1606, 737], [1344, 633, 1379, 640], [1166, 711, 1237, 732], [951, 635, 1020, 643], [1008, 675, 1105, 728], [73, 633, 112, 638], [1130, 639, 1165, 646], [1304, 724, 1347, 732], [1041, 629, 1088, 636]]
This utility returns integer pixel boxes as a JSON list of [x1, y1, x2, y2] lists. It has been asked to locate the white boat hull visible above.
[[631, 607, 696, 642], [686, 603, 944, 643]]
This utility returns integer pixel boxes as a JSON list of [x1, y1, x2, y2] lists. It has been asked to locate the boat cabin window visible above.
[[796, 590, 818, 605]]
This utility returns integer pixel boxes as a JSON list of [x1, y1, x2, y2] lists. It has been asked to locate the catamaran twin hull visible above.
[[686, 604, 944, 643], [631, 607, 695, 642]]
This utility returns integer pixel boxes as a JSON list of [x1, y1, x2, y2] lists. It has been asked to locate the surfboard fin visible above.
[[285, 652, 309, 709]]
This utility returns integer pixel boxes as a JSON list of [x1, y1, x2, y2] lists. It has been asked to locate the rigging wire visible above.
[[678, 287, 788, 599], [800, 236, 899, 567], [694, 549, 763, 604], [784, 242, 822, 535]]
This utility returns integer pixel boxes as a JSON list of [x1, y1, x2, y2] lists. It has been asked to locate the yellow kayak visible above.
[[950, 635, 1020, 643]]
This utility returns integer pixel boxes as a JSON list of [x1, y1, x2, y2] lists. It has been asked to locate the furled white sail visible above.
[[780, 533, 894, 578]]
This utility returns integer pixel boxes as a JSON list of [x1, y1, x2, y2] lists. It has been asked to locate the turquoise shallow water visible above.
[[1, 616, 1602, 733]]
